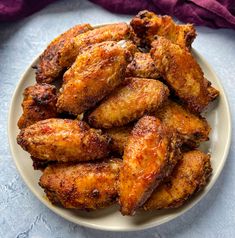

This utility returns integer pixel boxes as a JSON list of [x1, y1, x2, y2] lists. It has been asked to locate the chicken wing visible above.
[[126, 52, 160, 79], [57, 41, 131, 115], [151, 37, 219, 113], [17, 119, 110, 162], [17, 83, 57, 129], [155, 100, 211, 147], [119, 116, 181, 215], [58, 23, 132, 72], [143, 150, 212, 210], [36, 24, 92, 83], [39, 158, 122, 210], [104, 125, 133, 154], [130, 10, 196, 49], [88, 78, 169, 129]]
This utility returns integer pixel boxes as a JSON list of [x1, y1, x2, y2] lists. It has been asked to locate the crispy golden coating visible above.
[[130, 10, 196, 49], [119, 116, 181, 215], [151, 37, 219, 113], [126, 52, 160, 78], [119, 40, 138, 55], [88, 78, 169, 128], [17, 83, 57, 129], [17, 119, 110, 162], [58, 23, 132, 70], [155, 100, 211, 147], [143, 150, 212, 210], [39, 158, 122, 210], [57, 41, 130, 115], [105, 126, 133, 154], [36, 24, 92, 83]]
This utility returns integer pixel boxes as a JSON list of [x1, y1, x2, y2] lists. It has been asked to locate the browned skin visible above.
[[143, 150, 212, 210], [151, 37, 219, 113], [57, 41, 131, 115], [120, 40, 138, 55], [130, 10, 196, 49], [88, 78, 169, 129], [17, 119, 110, 162], [39, 158, 122, 210], [36, 24, 93, 83], [104, 126, 133, 154], [58, 23, 133, 71], [119, 116, 181, 215], [17, 84, 57, 129], [126, 52, 160, 79], [207, 81, 220, 101], [155, 100, 211, 147], [31, 156, 55, 171]]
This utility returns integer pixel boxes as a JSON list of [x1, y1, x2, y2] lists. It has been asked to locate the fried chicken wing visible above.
[[17, 119, 110, 162], [155, 100, 211, 147], [130, 10, 196, 49], [88, 78, 169, 129], [36, 24, 92, 83], [17, 83, 57, 129], [39, 158, 122, 210], [119, 116, 181, 215], [36, 23, 132, 84], [105, 125, 133, 154], [57, 41, 131, 115], [151, 37, 219, 113], [126, 52, 160, 79], [143, 150, 212, 210], [58, 23, 132, 71]]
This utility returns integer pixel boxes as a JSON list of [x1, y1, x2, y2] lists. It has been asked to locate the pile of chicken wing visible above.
[[17, 10, 218, 216]]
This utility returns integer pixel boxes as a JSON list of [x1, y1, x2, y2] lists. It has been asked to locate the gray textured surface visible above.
[[0, 0, 235, 237]]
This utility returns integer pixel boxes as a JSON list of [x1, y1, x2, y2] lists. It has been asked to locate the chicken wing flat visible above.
[[104, 125, 133, 154], [151, 37, 219, 113], [88, 78, 169, 129], [17, 119, 110, 162], [39, 158, 122, 210], [58, 23, 132, 72], [36, 24, 92, 83], [130, 10, 196, 49], [155, 100, 211, 147], [126, 52, 160, 79], [57, 41, 131, 115], [119, 116, 181, 215], [143, 150, 212, 210], [17, 83, 57, 129]]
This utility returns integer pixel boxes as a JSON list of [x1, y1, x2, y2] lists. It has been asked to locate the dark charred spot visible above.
[[91, 189, 100, 198]]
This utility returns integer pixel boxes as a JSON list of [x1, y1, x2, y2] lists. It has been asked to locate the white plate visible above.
[[8, 39, 231, 231]]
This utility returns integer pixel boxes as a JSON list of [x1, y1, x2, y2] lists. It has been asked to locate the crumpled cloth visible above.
[[0, 0, 56, 22], [0, 0, 235, 30], [90, 0, 235, 29]]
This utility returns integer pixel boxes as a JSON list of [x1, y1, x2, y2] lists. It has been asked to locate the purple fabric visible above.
[[0, 0, 235, 30], [90, 0, 235, 29], [0, 0, 56, 22]]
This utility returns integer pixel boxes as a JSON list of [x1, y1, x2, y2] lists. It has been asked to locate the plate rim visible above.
[[8, 39, 232, 232]]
